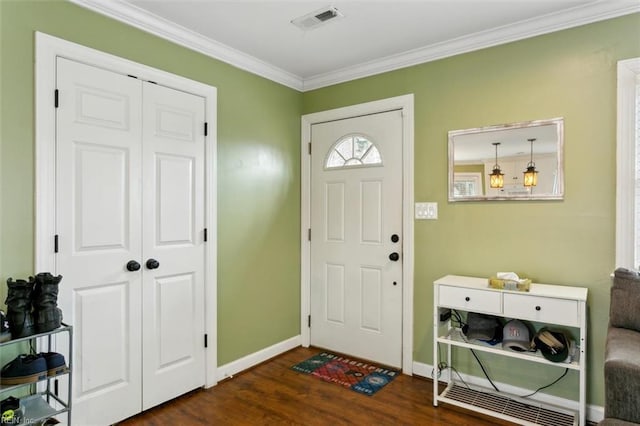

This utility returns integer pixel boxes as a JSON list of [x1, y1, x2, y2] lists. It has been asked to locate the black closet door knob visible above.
[[391, 234, 400, 243], [146, 259, 160, 270], [126, 260, 141, 272], [389, 252, 400, 261]]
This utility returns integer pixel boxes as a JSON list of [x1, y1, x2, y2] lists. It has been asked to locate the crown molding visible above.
[[302, 1, 640, 91], [69, 0, 304, 91], [70, 0, 639, 93]]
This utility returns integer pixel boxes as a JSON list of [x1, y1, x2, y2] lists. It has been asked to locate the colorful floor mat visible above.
[[291, 351, 399, 396]]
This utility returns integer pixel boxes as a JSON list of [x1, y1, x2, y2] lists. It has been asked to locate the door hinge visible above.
[[204, 334, 208, 348], [204, 228, 208, 242], [308, 315, 311, 328], [54, 89, 59, 108], [204, 122, 208, 136], [54, 235, 59, 253], [308, 228, 311, 241], [127, 74, 138, 79], [308, 142, 312, 155]]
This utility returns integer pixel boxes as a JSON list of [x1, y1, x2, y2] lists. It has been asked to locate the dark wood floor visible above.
[[119, 346, 515, 425]]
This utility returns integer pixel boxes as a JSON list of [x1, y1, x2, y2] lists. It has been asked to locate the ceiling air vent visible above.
[[291, 6, 344, 31]]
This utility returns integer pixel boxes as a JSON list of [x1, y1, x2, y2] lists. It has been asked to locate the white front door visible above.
[[310, 110, 403, 368], [55, 57, 205, 424]]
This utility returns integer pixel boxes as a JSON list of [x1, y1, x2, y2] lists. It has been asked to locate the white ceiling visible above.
[[72, 0, 640, 91]]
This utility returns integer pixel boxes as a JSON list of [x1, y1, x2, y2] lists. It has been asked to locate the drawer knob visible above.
[[465, 296, 470, 302], [535, 305, 541, 311]]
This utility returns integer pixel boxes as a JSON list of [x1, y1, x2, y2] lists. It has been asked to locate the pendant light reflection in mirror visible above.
[[489, 142, 504, 189], [523, 138, 539, 187]]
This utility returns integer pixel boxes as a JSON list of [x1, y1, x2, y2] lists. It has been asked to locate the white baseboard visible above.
[[412, 360, 604, 423], [216, 335, 302, 381]]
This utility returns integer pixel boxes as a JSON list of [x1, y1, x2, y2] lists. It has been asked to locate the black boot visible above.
[[32, 273, 63, 333], [5, 277, 36, 339]]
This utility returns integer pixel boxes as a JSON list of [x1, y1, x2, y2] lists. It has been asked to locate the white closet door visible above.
[[55, 57, 143, 425], [140, 82, 206, 409], [56, 58, 207, 424]]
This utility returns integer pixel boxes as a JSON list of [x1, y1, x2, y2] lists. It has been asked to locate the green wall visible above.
[[0, 0, 301, 365], [303, 13, 640, 406]]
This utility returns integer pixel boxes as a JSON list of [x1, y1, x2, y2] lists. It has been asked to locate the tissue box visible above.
[[488, 277, 531, 292]]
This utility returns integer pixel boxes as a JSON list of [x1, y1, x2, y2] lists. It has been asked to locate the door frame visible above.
[[34, 32, 218, 388], [300, 95, 414, 374]]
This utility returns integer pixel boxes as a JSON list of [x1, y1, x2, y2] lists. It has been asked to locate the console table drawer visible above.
[[438, 285, 502, 314], [503, 294, 579, 327]]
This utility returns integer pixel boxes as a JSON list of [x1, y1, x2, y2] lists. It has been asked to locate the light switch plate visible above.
[[415, 202, 438, 220]]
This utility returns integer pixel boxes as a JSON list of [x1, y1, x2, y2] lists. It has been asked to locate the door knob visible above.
[[389, 252, 400, 261], [146, 259, 160, 270], [126, 260, 141, 272], [391, 234, 399, 243]]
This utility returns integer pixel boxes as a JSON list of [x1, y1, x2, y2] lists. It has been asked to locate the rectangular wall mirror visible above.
[[448, 117, 564, 201]]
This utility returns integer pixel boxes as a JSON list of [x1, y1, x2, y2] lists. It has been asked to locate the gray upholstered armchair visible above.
[[600, 268, 640, 425]]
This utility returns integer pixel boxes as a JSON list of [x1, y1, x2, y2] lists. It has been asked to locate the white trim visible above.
[[412, 361, 605, 423], [204, 73, 219, 389], [216, 336, 302, 380], [34, 36, 59, 276], [300, 94, 415, 375], [69, 0, 638, 92], [616, 57, 640, 269], [34, 32, 219, 387], [68, 0, 303, 91]]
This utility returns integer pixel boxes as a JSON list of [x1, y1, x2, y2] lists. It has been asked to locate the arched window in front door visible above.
[[325, 134, 382, 169]]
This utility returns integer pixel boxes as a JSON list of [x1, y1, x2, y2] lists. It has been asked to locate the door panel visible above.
[[141, 82, 205, 410], [75, 282, 130, 395], [326, 182, 345, 241], [326, 264, 345, 324], [156, 154, 195, 245], [310, 110, 403, 368], [156, 274, 196, 367], [154, 105, 197, 142], [360, 180, 382, 243], [74, 86, 131, 130], [56, 57, 143, 426], [74, 143, 129, 251], [360, 267, 382, 332]]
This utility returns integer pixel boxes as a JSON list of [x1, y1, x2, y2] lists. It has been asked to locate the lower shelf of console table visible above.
[[438, 381, 577, 426]]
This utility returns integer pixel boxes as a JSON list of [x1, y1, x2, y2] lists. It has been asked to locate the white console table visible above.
[[433, 275, 588, 426]]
